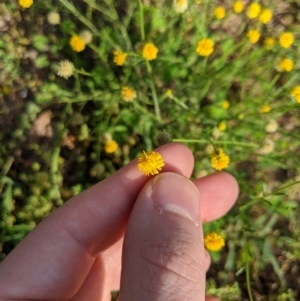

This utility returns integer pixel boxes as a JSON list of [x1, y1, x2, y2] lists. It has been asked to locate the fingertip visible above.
[[157, 143, 194, 178], [194, 171, 239, 222]]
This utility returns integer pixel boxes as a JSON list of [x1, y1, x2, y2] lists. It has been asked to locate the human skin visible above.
[[0, 143, 238, 301]]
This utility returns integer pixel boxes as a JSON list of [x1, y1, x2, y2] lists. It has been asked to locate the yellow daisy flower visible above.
[[222, 100, 230, 109], [18, 0, 33, 8], [247, 3, 261, 19], [279, 58, 294, 72], [121, 86, 137, 102], [247, 29, 260, 44], [204, 232, 225, 252], [218, 121, 226, 131], [137, 150, 165, 176], [142, 43, 159, 61], [214, 6, 226, 19], [260, 105, 271, 113], [291, 86, 300, 103], [233, 1, 244, 13], [264, 37, 275, 50], [104, 140, 118, 154], [211, 149, 230, 171], [113, 50, 128, 66], [69, 35, 86, 52], [259, 9, 272, 24], [279, 32, 294, 49], [196, 38, 214, 57]]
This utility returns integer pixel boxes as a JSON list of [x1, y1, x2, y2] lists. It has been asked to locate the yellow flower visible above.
[[233, 1, 244, 13], [47, 12, 60, 25], [121, 86, 137, 102], [247, 29, 260, 44], [104, 140, 118, 154], [137, 150, 165, 176], [142, 43, 158, 61], [222, 100, 230, 109], [165, 89, 173, 98], [218, 121, 226, 131], [57, 60, 75, 79], [18, 0, 33, 8], [211, 149, 230, 171], [174, 0, 188, 13], [260, 105, 271, 113], [204, 232, 225, 252], [196, 38, 214, 57], [247, 3, 261, 19], [69, 35, 86, 52], [279, 32, 294, 49], [279, 58, 294, 72], [291, 86, 300, 103], [113, 50, 128, 66], [259, 9, 272, 24], [214, 6, 226, 19], [264, 37, 275, 50]]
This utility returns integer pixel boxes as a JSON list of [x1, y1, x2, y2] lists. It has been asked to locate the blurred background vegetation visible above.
[[1, 0, 300, 300]]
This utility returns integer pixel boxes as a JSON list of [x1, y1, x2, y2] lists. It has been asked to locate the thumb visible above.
[[119, 172, 205, 301]]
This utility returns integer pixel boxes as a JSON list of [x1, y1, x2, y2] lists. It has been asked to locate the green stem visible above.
[[138, 0, 145, 41], [173, 139, 258, 148], [146, 61, 161, 120], [263, 179, 300, 198], [246, 259, 254, 301], [58, 0, 98, 33]]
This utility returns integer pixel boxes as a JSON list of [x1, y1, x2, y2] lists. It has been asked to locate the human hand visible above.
[[0, 143, 238, 301]]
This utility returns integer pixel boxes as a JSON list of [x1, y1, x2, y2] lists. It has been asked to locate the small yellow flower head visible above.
[[260, 104, 271, 113], [57, 60, 75, 79], [104, 140, 118, 154], [291, 86, 300, 103], [142, 43, 159, 61], [165, 89, 173, 98], [137, 150, 165, 176], [47, 12, 60, 25], [218, 121, 226, 131], [247, 3, 261, 19], [113, 50, 128, 66], [247, 29, 260, 44], [259, 9, 272, 24], [18, 0, 33, 8], [173, 0, 188, 13], [69, 35, 86, 52], [233, 1, 244, 13], [204, 232, 225, 252], [222, 100, 230, 109], [214, 6, 226, 19], [279, 58, 294, 72], [79, 30, 93, 44], [211, 149, 230, 171], [279, 32, 294, 49], [264, 37, 275, 50], [121, 86, 137, 102], [196, 38, 214, 57]]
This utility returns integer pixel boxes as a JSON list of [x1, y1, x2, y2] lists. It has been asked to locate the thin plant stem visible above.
[[146, 61, 162, 121], [138, 0, 145, 41], [246, 260, 254, 301], [173, 139, 258, 148]]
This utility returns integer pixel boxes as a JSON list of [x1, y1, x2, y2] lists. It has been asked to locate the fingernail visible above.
[[151, 172, 200, 223]]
